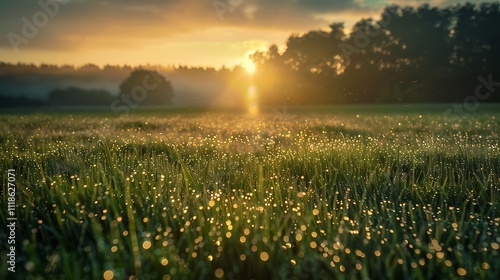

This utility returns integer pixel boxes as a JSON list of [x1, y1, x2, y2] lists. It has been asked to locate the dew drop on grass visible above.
[[142, 241, 152, 250], [103, 270, 114, 280], [457, 268, 467, 276], [260, 252, 269, 262], [215, 268, 224, 278]]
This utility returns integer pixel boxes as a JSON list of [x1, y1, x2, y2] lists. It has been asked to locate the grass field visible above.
[[1, 105, 500, 279]]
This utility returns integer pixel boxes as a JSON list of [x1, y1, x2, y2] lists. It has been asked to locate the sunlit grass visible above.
[[0, 107, 499, 279]]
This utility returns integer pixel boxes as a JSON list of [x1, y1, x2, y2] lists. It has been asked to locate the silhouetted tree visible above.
[[251, 2, 500, 105], [118, 70, 174, 106]]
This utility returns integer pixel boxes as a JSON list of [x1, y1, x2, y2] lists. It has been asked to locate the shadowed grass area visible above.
[[1, 105, 499, 279]]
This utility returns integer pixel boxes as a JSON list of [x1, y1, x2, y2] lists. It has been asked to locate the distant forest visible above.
[[0, 63, 247, 108], [252, 2, 500, 105], [1, 2, 499, 108]]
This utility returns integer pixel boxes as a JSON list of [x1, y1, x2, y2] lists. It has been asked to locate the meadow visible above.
[[1, 105, 499, 279]]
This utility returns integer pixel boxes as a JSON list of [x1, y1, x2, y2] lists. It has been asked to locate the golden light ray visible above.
[[242, 57, 256, 74], [247, 85, 259, 115]]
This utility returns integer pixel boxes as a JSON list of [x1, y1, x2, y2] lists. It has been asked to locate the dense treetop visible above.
[[251, 3, 500, 104]]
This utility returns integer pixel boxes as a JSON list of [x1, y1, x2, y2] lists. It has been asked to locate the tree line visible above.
[[0, 63, 239, 108], [1, 2, 499, 108], [250, 3, 500, 105], [0, 69, 175, 108]]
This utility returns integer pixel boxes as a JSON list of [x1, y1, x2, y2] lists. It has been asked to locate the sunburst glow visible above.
[[242, 57, 256, 74], [247, 85, 258, 115]]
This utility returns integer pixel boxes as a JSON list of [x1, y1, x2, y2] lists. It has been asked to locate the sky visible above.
[[0, 0, 486, 68]]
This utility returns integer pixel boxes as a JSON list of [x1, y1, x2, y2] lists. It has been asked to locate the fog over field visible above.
[[0, 64, 246, 108]]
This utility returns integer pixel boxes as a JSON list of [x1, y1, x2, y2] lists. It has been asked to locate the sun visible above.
[[242, 57, 256, 74]]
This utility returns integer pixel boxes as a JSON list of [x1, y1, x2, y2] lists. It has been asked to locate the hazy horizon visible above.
[[0, 0, 484, 68]]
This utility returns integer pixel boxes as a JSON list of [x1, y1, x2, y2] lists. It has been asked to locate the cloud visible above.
[[0, 0, 492, 66], [0, 0, 379, 50]]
